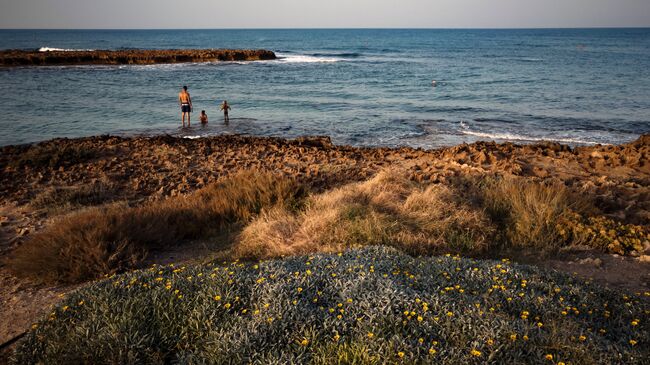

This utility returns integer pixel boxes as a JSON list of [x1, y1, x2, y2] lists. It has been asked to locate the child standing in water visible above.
[[220, 100, 231, 123], [199, 110, 208, 125]]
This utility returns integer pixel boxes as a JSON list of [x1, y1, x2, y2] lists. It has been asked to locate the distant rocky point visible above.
[[0, 49, 277, 66]]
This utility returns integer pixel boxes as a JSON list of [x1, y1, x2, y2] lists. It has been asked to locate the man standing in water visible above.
[[220, 100, 231, 123], [178, 86, 193, 127]]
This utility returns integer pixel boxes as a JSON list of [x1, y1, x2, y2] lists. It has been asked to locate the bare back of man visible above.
[[178, 86, 193, 127]]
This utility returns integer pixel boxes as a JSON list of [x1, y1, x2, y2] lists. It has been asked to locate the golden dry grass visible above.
[[7, 171, 306, 283], [235, 169, 495, 259], [7, 168, 609, 284], [479, 176, 587, 251]]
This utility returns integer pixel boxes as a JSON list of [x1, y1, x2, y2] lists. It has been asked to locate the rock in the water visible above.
[[0, 49, 277, 67]]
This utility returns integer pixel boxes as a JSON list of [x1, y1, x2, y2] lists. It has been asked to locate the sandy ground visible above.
[[1, 134, 649, 356]]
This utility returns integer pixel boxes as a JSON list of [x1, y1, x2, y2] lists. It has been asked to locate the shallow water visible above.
[[0, 28, 649, 147]]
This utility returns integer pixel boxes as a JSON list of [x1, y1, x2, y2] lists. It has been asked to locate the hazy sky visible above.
[[1, 0, 649, 29]]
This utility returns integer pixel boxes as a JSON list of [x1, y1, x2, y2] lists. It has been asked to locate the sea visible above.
[[0, 28, 649, 148]]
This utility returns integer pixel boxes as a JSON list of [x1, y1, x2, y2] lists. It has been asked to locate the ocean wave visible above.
[[274, 54, 343, 63], [512, 57, 544, 62], [310, 52, 362, 58], [460, 128, 600, 145], [39, 47, 95, 52]]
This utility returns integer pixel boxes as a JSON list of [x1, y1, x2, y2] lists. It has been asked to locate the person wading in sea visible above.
[[179, 85, 193, 127], [220, 100, 231, 123]]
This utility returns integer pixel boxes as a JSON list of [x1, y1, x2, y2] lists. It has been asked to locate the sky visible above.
[[0, 0, 649, 29]]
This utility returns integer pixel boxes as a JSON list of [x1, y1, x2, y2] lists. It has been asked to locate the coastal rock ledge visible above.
[[0, 49, 277, 66]]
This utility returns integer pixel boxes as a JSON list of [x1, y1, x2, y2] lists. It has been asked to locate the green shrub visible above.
[[13, 247, 649, 364], [557, 211, 649, 255]]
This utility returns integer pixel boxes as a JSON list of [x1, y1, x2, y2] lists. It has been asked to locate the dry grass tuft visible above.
[[235, 169, 495, 259], [7, 171, 306, 284], [479, 176, 587, 252]]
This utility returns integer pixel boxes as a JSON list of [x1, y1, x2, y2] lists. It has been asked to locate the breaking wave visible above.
[[39, 47, 95, 52]]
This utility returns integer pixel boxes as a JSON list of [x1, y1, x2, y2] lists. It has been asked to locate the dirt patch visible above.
[[503, 249, 650, 294]]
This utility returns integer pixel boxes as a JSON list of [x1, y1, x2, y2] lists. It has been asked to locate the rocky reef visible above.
[[0, 49, 277, 66]]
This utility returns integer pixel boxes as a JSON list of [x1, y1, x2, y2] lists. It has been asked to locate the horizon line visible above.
[[1, 26, 649, 31]]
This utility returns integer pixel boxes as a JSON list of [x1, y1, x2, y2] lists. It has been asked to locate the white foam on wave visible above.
[[459, 121, 603, 145], [509, 57, 544, 62], [39, 47, 95, 52], [275, 53, 343, 63]]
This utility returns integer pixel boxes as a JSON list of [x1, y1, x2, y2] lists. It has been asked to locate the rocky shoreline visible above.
[[1, 134, 649, 227], [0, 49, 277, 66]]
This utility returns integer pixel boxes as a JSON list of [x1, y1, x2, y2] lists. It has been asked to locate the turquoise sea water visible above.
[[0, 29, 648, 147]]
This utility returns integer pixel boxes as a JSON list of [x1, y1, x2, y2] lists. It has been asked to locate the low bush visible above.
[[7, 171, 306, 284], [474, 175, 649, 255], [557, 212, 649, 255], [13, 247, 649, 364]]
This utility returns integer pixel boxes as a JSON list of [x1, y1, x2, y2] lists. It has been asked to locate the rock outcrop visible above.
[[0, 49, 277, 67]]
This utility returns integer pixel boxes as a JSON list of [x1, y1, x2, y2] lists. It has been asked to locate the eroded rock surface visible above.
[[1, 134, 648, 224]]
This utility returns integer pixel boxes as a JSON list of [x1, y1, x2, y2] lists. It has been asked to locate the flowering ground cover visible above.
[[13, 246, 649, 364]]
